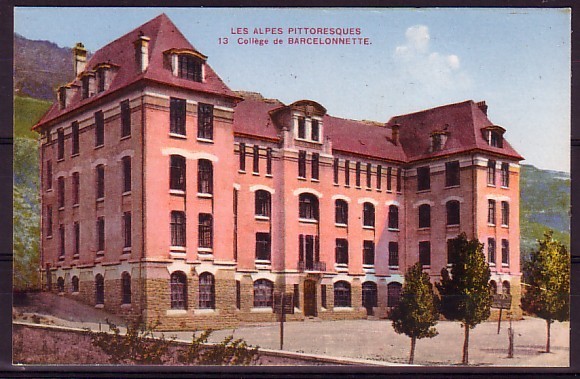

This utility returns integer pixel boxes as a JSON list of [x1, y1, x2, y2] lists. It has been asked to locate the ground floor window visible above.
[[57, 277, 65, 293], [334, 281, 351, 307], [95, 274, 105, 305], [71, 276, 79, 293], [121, 272, 131, 305], [253, 279, 273, 308], [362, 281, 377, 314], [387, 282, 402, 308], [170, 271, 187, 309], [198, 272, 215, 309]]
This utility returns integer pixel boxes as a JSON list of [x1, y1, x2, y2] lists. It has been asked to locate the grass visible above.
[[14, 95, 52, 139]]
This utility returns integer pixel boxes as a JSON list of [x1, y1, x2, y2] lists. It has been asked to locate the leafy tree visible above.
[[13, 185, 40, 292], [391, 262, 439, 364], [521, 230, 569, 353], [178, 330, 259, 365], [436, 233, 491, 365]]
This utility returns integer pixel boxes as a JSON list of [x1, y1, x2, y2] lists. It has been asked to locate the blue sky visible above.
[[15, 7, 571, 172]]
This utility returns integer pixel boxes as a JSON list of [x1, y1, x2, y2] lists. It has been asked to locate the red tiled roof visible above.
[[34, 13, 238, 129], [386, 100, 524, 162], [233, 93, 284, 141]]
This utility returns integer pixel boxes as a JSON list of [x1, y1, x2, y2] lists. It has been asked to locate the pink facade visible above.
[[35, 14, 523, 329]]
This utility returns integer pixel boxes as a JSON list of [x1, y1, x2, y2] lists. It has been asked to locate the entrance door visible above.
[[362, 281, 378, 316], [303, 280, 317, 317]]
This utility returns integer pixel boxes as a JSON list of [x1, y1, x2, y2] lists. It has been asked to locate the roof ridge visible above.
[[390, 99, 475, 121]]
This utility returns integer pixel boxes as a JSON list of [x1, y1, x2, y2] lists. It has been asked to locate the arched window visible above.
[[363, 202, 375, 227], [121, 272, 131, 305], [71, 276, 79, 293], [489, 280, 497, 295], [388, 205, 398, 229], [170, 155, 186, 191], [418, 204, 431, 228], [95, 274, 105, 305], [387, 282, 402, 308], [199, 272, 215, 309], [253, 279, 273, 308], [57, 277, 65, 293], [335, 199, 348, 225], [170, 271, 187, 309], [502, 281, 511, 295], [299, 193, 319, 221], [255, 190, 271, 217], [334, 281, 351, 307], [198, 159, 213, 194], [446, 200, 460, 226], [362, 281, 378, 315]]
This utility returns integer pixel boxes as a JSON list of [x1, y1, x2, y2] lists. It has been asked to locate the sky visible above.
[[14, 7, 571, 172]]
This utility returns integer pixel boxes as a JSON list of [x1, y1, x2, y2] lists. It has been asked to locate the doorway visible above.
[[303, 280, 317, 317], [362, 281, 378, 316]]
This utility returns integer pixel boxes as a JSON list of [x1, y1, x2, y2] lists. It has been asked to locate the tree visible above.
[[521, 230, 569, 353], [391, 262, 439, 364], [436, 233, 491, 365]]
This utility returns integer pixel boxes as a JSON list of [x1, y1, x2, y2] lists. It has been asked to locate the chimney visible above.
[[73, 42, 87, 77], [391, 122, 400, 146], [134, 32, 150, 73], [476, 101, 488, 115]]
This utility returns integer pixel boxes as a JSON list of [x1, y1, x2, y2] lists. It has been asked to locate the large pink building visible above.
[[34, 14, 523, 330]]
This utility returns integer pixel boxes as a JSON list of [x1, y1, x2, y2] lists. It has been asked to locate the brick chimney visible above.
[[72, 42, 87, 77], [134, 32, 150, 72], [476, 101, 488, 115], [390, 122, 400, 146]]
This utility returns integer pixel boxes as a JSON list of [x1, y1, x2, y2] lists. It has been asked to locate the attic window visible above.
[[82, 76, 90, 99], [430, 131, 448, 152], [97, 68, 106, 92], [295, 116, 322, 143], [178, 55, 203, 82], [490, 131, 503, 148]]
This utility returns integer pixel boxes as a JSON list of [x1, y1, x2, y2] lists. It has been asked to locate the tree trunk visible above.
[[462, 325, 470, 365], [409, 336, 416, 364], [546, 320, 551, 353]]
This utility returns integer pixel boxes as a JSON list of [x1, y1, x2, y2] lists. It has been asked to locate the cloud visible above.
[[394, 25, 471, 93]]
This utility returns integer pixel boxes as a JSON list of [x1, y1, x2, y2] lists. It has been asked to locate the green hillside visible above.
[[14, 96, 51, 139]]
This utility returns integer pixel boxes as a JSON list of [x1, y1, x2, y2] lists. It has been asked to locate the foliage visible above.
[[14, 95, 52, 138], [436, 233, 491, 365], [521, 230, 569, 352], [13, 185, 40, 291], [87, 318, 259, 365], [391, 262, 439, 364]]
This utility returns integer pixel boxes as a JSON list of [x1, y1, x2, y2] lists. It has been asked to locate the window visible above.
[[198, 213, 213, 249], [236, 281, 241, 309], [97, 68, 105, 93], [387, 282, 402, 307], [95, 111, 104, 147], [366, 163, 372, 188], [363, 240, 375, 265], [298, 150, 306, 178], [432, 133, 443, 151], [501, 163, 510, 187], [96, 165, 105, 200], [298, 117, 306, 139], [72, 276, 79, 293], [170, 271, 187, 309], [362, 282, 378, 313], [321, 284, 327, 308], [335, 199, 348, 225], [333, 158, 339, 184], [198, 159, 213, 194], [488, 238, 496, 264], [249, 145, 259, 173], [253, 279, 273, 308], [95, 274, 104, 305], [487, 160, 496, 185], [122, 156, 131, 193], [355, 162, 361, 187], [501, 201, 509, 226], [178, 54, 203, 82], [345, 160, 350, 186], [170, 97, 186, 135], [46, 205, 53, 237], [299, 193, 319, 220], [490, 131, 503, 148], [72, 172, 80, 205], [293, 284, 300, 309], [334, 281, 351, 307], [239, 143, 246, 171], [376, 165, 382, 190], [123, 212, 132, 248], [255, 190, 271, 218], [417, 166, 430, 191], [419, 241, 431, 267], [364, 203, 376, 228], [71, 122, 79, 155], [446, 200, 460, 226], [58, 177, 65, 208], [311, 119, 320, 141], [82, 76, 90, 99], [447, 238, 460, 265], [74, 221, 80, 257], [46, 160, 52, 190], [312, 153, 319, 180], [170, 211, 186, 247], [266, 147, 272, 175], [198, 272, 215, 309], [445, 161, 460, 187], [57, 128, 64, 160], [388, 205, 398, 230], [97, 217, 105, 252], [255, 232, 271, 261], [502, 281, 511, 295], [59, 225, 65, 258], [488, 199, 496, 225], [396, 168, 402, 192], [335, 238, 349, 265], [490, 280, 497, 295], [389, 242, 399, 266], [170, 155, 186, 191], [387, 167, 392, 191], [121, 100, 131, 137], [197, 103, 213, 140], [122, 272, 131, 305], [418, 204, 431, 228], [299, 235, 320, 270], [502, 239, 509, 265]]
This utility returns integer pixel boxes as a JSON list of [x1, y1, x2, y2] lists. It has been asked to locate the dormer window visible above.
[[311, 119, 320, 142], [178, 55, 202, 82], [490, 131, 503, 148], [82, 76, 89, 99], [294, 115, 322, 143], [482, 126, 505, 148], [430, 131, 448, 152]]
